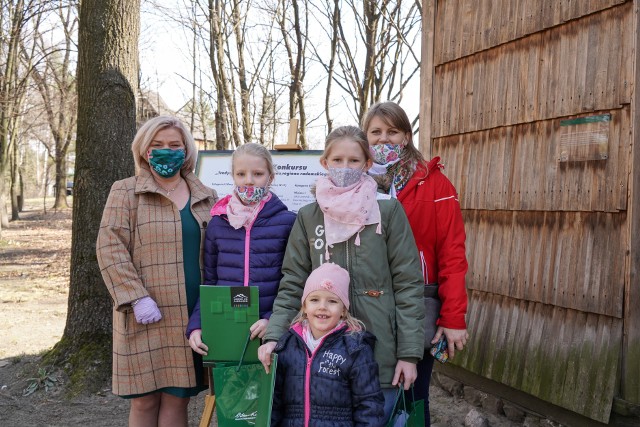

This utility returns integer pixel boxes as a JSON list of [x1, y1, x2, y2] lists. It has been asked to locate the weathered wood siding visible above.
[[435, 0, 626, 65], [457, 291, 623, 420], [436, 109, 629, 213], [432, 4, 633, 136], [425, 0, 635, 422]]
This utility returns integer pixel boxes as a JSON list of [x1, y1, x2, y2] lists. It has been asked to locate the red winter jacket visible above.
[[397, 157, 468, 329]]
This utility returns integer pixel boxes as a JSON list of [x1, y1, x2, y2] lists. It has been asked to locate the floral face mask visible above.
[[370, 143, 404, 165], [148, 148, 185, 177], [234, 185, 269, 205]]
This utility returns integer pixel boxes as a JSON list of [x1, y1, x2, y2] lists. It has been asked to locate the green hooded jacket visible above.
[[264, 197, 425, 388]]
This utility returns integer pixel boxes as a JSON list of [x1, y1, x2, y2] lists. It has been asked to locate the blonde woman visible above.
[[96, 115, 218, 427]]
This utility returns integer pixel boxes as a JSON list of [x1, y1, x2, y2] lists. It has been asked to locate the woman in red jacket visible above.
[[362, 101, 469, 425]]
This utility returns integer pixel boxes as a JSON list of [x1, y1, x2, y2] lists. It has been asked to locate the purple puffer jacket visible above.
[[186, 192, 296, 337]]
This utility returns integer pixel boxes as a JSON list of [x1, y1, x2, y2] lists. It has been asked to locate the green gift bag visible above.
[[213, 334, 277, 427], [386, 386, 425, 427], [201, 286, 260, 363]]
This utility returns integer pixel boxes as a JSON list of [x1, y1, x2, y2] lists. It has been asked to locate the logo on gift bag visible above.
[[231, 287, 251, 307], [234, 411, 257, 421]]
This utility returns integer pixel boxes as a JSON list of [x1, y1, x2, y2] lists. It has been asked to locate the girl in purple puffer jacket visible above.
[[271, 263, 385, 427], [186, 143, 296, 354]]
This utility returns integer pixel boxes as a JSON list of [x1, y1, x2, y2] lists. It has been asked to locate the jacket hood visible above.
[[277, 323, 374, 356]]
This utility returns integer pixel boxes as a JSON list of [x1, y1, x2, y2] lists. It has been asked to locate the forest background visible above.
[[0, 0, 421, 223], [0, 0, 422, 396]]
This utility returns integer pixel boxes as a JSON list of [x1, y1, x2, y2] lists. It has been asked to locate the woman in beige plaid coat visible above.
[[97, 116, 218, 427]]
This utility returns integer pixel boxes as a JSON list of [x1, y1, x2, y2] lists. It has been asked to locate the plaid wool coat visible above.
[[97, 166, 218, 396]]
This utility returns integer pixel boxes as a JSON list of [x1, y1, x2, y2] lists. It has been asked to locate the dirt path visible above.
[[0, 202, 521, 427]]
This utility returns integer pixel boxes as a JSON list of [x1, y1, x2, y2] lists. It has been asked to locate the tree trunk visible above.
[[324, 0, 339, 134], [10, 121, 19, 220], [53, 155, 67, 209], [46, 0, 140, 395], [31, 5, 76, 210], [231, 0, 251, 144], [0, 0, 25, 235]]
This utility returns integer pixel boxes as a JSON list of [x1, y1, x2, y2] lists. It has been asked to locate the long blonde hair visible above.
[[231, 142, 275, 178]]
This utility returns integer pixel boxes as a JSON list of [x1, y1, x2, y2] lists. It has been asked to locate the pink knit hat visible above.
[[302, 263, 351, 309]]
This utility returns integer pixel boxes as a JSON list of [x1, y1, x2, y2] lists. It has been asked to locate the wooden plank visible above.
[[433, 0, 446, 68], [432, 3, 634, 137], [433, 108, 630, 213], [419, 0, 436, 158], [457, 291, 622, 422], [463, 210, 626, 318], [435, 0, 628, 65], [621, 0, 640, 405], [605, 9, 622, 109]]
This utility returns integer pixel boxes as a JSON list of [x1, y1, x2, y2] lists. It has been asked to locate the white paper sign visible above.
[[195, 150, 324, 212]]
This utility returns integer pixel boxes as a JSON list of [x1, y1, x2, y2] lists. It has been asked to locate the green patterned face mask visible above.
[[148, 148, 185, 177]]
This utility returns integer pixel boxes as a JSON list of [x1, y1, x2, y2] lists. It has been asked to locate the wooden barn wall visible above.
[[435, 0, 627, 65], [461, 210, 625, 319], [625, 0, 640, 407], [458, 291, 623, 422], [427, 0, 635, 421], [432, 2, 633, 138], [434, 108, 630, 213]]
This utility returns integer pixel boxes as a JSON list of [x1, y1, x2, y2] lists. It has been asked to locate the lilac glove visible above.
[[132, 296, 162, 324]]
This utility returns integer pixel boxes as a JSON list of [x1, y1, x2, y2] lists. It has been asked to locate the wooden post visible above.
[[274, 118, 302, 150], [199, 394, 216, 427], [419, 0, 436, 158], [199, 367, 216, 427], [622, 0, 640, 406]]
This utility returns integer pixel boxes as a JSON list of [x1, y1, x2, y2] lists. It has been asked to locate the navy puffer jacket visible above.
[[186, 193, 296, 336], [272, 324, 385, 427]]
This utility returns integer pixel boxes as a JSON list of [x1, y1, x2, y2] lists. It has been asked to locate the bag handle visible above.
[[387, 383, 419, 427], [236, 332, 252, 371], [386, 384, 409, 427]]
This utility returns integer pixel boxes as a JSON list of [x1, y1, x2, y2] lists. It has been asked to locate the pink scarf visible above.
[[302, 320, 345, 352], [315, 174, 382, 260], [226, 192, 272, 229]]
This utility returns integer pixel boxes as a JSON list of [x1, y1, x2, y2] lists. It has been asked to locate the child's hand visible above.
[[250, 319, 269, 340], [188, 329, 208, 356], [392, 360, 417, 390], [258, 341, 277, 373]]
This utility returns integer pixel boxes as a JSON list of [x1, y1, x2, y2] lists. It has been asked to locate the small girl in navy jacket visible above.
[[186, 143, 296, 352], [271, 263, 385, 427]]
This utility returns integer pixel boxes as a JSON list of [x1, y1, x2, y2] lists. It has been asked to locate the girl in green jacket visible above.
[[259, 125, 425, 423]]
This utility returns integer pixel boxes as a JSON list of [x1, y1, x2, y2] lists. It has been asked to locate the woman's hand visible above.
[[250, 319, 269, 340], [132, 296, 162, 324], [431, 327, 468, 359], [392, 360, 417, 390], [188, 329, 209, 356], [258, 341, 277, 374]]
